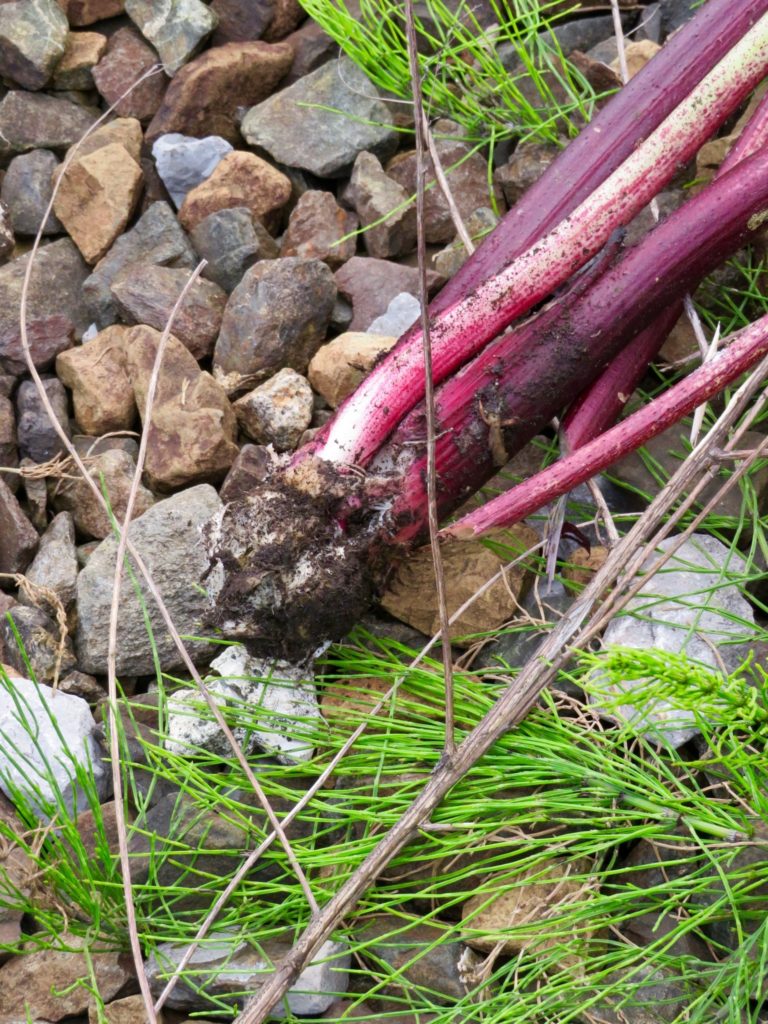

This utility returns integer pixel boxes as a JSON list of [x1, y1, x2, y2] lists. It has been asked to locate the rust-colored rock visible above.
[[610, 39, 661, 79], [380, 525, 538, 642], [308, 331, 396, 408], [56, 0, 125, 26], [51, 29, 107, 90], [178, 150, 291, 232], [63, 116, 143, 164], [262, 0, 305, 41], [92, 27, 169, 122], [124, 325, 239, 491], [0, 477, 38, 575], [146, 40, 293, 144], [281, 189, 357, 268], [53, 142, 144, 264], [56, 325, 136, 434]]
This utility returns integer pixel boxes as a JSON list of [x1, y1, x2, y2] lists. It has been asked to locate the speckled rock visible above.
[[146, 40, 294, 144], [241, 56, 398, 177], [51, 448, 156, 539], [0, 0, 69, 90], [280, 190, 357, 268], [16, 378, 70, 463], [0, 90, 98, 156], [0, 396, 18, 493], [125, 325, 239, 491], [433, 206, 498, 277], [83, 201, 197, 326], [0, 204, 13, 264], [0, 477, 39, 574], [125, 0, 217, 75], [152, 133, 233, 208], [211, 0, 274, 43], [214, 257, 336, 378], [19, 512, 79, 613], [348, 152, 416, 259], [0, 604, 77, 684], [189, 206, 279, 291], [308, 331, 396, 408], [51, 29, 107, 90], [356, 915, 466, 1002], [178, 150, 292, 232], [92, 27, 169, 121], [111, 264, 228, 359], [233, 368, 313, 451], [76, 484, 222, 674], [53, 142, 144, 264], [56, 326, 136, 435], [494, 140, 560, 207]]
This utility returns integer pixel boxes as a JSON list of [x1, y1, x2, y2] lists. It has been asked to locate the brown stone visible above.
[[0, 934, 134, 1021], [562, 545, 609, 588], [146, 41, 293, 144], [308, 331, 396, 408], [610, 39, 661, 79], [349, 151, 416, 259], [92, 27, 169, 122], [380, 524, 538, 642], [211, 0, 274, 43], [494, 140, 560, 208], [56, 326, 136, 434], [281, 190, 357, 269], [233, 367, 313, 451], [91, 993, 165, 1024], [51, 448, 155, 538], [334, 256, 441, 332], [124, 325, 239, 491], [111, 265, 228, 360], [54, 142, 144, 264], [51, 30, 107, 90], [0, 476, 39, 574], [282, 19, 336, 85], [387, 121, 501, 244], [63, 116, 143, 165], [0, 316, 75, 377], [55, 0, 125, 26], [262, 0, 304, 41], [0, 395, 18, 493], [178, 150, 291, 232]]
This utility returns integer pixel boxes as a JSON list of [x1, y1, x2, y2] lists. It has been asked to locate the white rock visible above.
[[367, 291, 420, 335], [233, 368, 314, 452], [0, 674, 108, 819], [152, 133, 233, 208], [166, 645, 319, 763], [146, 928, 349, 1015], [591, 534, 757, 746]]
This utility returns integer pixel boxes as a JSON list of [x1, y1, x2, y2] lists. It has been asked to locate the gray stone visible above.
[[19, 511, 78, 613], [146, 928, 349, 1014], [494, 141, 560, 208], [16, 378, 70, 464], [368, 292, 420, 337], [214, 257, 336, 378], [152, 132, 234, 208], [111, 264, 228, 360], [166, 643, 319, 763], [0, 674, 107, 819], [591, 535, 758, 746], [190, 206, 279, 292], [125, 0, 218, 75], [660, 0, 697, 36], [636, 2, 663, 43], [0, 604, 77, 684], [348, 151, 416, 259], [241, 56, 398, 177], [0, 203, 13, 264], [1, 150, 63, 237], [433, 206, 498, 278], [334, 256, 441, 332], [75, 484, 222, 675], [0, 477, 38, 575], [0, 0, 69, 90], [233, 368, 313, 451], [83, 201, 197, 326], [0, 90, 99, 157]]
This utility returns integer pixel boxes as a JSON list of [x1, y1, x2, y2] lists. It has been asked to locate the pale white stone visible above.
[[152, 133, 233, 208]]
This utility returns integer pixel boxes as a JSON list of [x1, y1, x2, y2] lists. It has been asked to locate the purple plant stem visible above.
[[444, 311, 768, 538], [375, 145, 768, 543], [562, 81, 768, 451], [315, 11, 768, 468]]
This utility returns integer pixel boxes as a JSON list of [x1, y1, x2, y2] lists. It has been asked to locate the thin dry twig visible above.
[[404, 0, 456, 758]]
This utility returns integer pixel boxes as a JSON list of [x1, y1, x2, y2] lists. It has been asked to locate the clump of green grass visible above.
[[1, 635, 767, 1021]]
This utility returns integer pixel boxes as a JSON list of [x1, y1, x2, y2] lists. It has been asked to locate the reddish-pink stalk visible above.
[[561, 81, 768, 451], [444, 311, 768, 538], [314, 12, 768, 468], [374, 144, 768, 542]]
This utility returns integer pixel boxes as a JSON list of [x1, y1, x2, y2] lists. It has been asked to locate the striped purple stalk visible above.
[[445, 312, 768, 539], [309, 6, 768, 468], [377, 144, 768, 543]]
